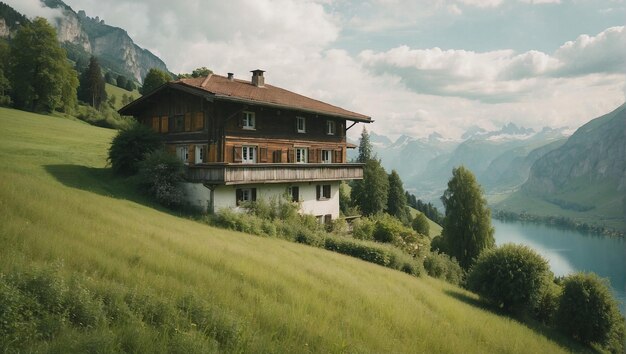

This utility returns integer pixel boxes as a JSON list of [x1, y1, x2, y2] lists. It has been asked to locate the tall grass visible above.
[[0, 107, 583, 353]]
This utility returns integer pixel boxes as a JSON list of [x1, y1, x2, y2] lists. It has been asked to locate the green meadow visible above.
[[0, 107, 584, 352]]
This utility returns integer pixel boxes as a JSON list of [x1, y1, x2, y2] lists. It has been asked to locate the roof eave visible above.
[[118, 82, 215, 116]]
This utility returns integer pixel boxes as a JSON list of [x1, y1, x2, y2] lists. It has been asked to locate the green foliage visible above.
[[467, 244, 552, 315], [412, 213, 430, 236], [407, 194, 444, 225], [141, 68, 171, 95], [556, 273, 625, 352], [9, 18, 78, 113], [116, 74, 128, 89], [351, 159, 389, 216], [387, 170, 410, 224], [108, 123, 163, 175], [533, 279, 562, 325], [138, 149, 185, 208], [339, 182, 353, 215], [423, 252, 463, 285], [351, 217, 375, 240], [373, 213, 406, 243], [357, 126, 373, 163], [104, 71, 115, 85], [192, 67, 213, 78], [440, 166, 495, 270], [75, 104, 135, 130], [78, 56, 107, 108]]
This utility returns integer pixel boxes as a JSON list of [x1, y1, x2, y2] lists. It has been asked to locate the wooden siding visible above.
[[187, 163, 364, 185]]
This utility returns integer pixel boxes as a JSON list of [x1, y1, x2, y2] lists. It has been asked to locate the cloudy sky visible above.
[[9, 0, 626, 140]]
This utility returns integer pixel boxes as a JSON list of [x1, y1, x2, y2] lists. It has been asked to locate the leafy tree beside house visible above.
[[9, 17, 78, 113], [387, 170, 411, 224], [140, 68, 171, 95], [78, 56, 107, 108], [351, 127, 389, 216], [439, 166, 494, 270]]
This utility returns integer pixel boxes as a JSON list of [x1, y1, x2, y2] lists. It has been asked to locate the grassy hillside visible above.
[[0, 107, 582, 352], [409, 207, 443, 237], [105, 83, 140, 110]]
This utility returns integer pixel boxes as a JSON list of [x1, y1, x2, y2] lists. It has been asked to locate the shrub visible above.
[[372, 213, 405, 243], [138, 149, 185, 208], [424, 252, 463, 285], [108, 123, 162, 175], [411, 213, 430, 236], [533, 279, 561, 325], [466, 243, 552, 314], [294, 228, 325, 247], [352, 217, 375, 241], [556, 273, 625, 352]]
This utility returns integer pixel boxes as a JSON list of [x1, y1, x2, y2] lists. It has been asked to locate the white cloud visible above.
[[519, 0, 561, 4], [458, 0, 503, 8], [554, 26, 626, 76], [4, 0, 62, 22]]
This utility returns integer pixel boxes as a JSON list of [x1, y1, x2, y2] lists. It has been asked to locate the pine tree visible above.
[[352, 159, 389, 215], [387, 170, 410, 223], [440, 166, 495, 270], [78, 56, 107, 108], [357, 127, 373, 163], [10, 17, 78, 112]]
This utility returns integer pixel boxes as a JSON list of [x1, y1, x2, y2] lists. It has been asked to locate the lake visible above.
[[492, 219, 626, 314]]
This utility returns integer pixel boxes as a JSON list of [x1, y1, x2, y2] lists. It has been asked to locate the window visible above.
[[242, 146, 257, 164], [324, 214, 332, 224], [321, 150, 332, 164], [295, 147, 308, 163], [288, 186, 299, 202], [236, 188, 257, 206], [296, 116, 306, 133], [176, 145, 189, 164], [316, 184, 331, 200], [242, 111, 255, 130], [326, 120, 336, 135], [172, 115, 185, 132], [195, 145, 206, 164]]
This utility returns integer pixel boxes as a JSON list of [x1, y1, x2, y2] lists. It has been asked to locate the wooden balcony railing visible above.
[[186, 163, 364, 185]]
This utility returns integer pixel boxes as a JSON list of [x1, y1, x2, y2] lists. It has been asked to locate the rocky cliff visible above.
[[43, 0, 168, 82]]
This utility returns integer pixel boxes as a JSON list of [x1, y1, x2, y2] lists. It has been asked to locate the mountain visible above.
[[0, 0, 170, 82], [502, 103, 626, 230]]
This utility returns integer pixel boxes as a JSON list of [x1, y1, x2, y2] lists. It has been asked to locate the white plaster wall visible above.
[[183, 181, 340, 219]]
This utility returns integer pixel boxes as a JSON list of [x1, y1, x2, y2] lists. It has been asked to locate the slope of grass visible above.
[[0, 107, 582, 352], [409, 207, 443, 237], [105, 83, 140, 110]]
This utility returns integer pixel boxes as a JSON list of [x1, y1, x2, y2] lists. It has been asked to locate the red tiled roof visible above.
[[175, 74, 371, 122]]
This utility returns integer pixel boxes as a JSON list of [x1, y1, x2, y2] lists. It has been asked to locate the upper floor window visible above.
[[295, 147, 308, 163], [326, 120, 336, 135], [242, 145, 257, 163], [296, 116, 306, 133], [321, 150, 332, 164], [242, 111, 255, 130]]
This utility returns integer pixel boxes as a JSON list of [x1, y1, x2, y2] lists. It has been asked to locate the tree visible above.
[[556, 273, 625, 352], [140, 68, 171, 95], [467, 244, 552, 314], [104, 71, 115, 85], [440, 166, 494, 270], [351, 159, 389, 215], [78, 56, 107, 108], [412, 213, 430, 236], [387, 170, 410, 223], [10, 17, 78, 112], [0, 41, 11, 106], [124, 80, 134, 92], [191, 67, 213, 78], [116, 74, 128, 89], [108, 123, 163, 175], [139, 149, 185, 207], [357, 127, 373, 163]]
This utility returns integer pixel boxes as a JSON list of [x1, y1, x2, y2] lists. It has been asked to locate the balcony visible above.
[[186, 163, 364, 185]]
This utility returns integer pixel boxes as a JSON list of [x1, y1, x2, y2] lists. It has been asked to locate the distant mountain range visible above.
[[350, 123, 570, 206], [0, 0, 169, 83]]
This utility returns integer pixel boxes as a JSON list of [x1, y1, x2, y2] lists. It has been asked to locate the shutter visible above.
[[292, 186, 299, 202], [316, 185, 321, 200], [151, 117, 159, 132], [202, 145, 207, 163], [184, 112, 192, 131], [236, 189, 243, 206], [260, 146, 268, 162], [160, 116, 169, 133], [251, 188, 257, 202], [189, 144, 195, 165], [194, 112, 204, 130], [339, 121, 345, 137], [233, 146, 240, 162], [238, 113, 244, 128], [288, 148, 295, 163]]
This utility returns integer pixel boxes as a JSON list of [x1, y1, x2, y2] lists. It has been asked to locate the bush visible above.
[[412, 213, 430, 236], [138, 149, 185, 208], [352, 217, 375, 241], [373, 213, 405, 243], [533, 279, 561, 324], [76, 104, 135, 130], [424, 252, 463, 285], [466, 244, 552, 314], [556, 273, 625, 352], [108, 123, 163, 175]]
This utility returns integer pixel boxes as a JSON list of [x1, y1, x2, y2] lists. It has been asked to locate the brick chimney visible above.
[[251, 69, 265, 87]]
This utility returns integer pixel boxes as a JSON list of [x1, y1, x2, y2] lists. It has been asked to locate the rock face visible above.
[[43, 0, 169, 82], [523, 103, 626, 196], [0, 18, 9, 38]]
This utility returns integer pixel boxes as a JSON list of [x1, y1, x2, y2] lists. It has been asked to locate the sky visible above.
[[8, 0, 626, 140]]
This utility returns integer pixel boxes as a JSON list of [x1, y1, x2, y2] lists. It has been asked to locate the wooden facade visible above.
[[120, 75, 370, 186]]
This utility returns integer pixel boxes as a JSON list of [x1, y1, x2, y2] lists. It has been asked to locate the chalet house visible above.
[[119, 70, 372, 221]]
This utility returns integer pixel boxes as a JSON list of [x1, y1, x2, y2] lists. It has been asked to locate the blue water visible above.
[[492, 219, 626, 314]]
